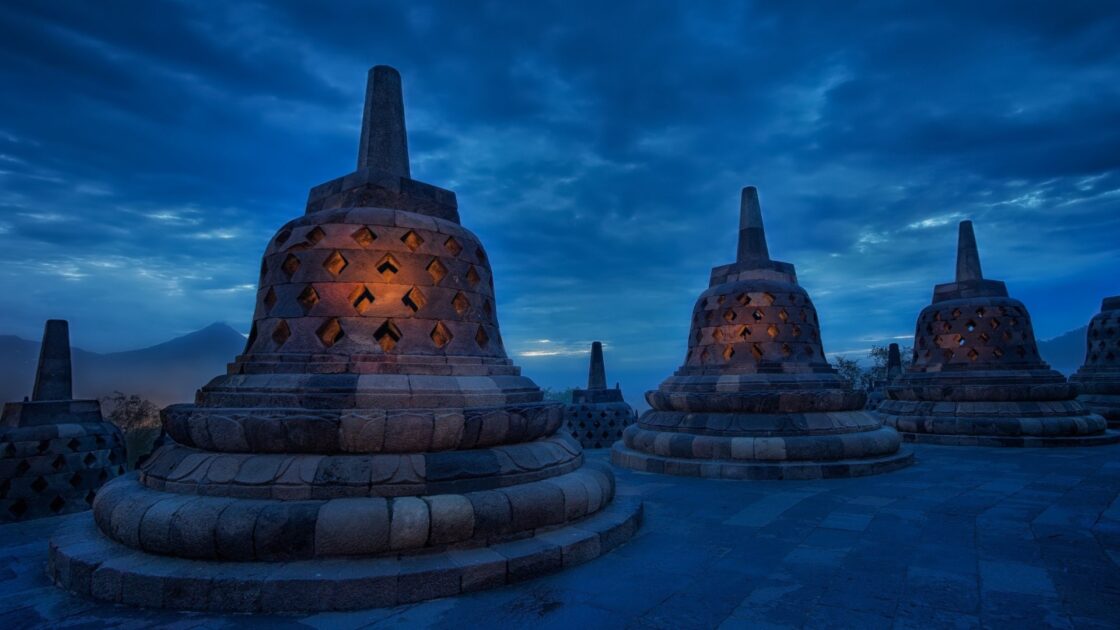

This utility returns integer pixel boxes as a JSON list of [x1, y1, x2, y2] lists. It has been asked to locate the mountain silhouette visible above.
[[0, 322, 246, 407], [1037, 325, 1088, 376]]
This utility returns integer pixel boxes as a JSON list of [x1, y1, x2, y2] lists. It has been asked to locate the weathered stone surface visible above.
[[876, 222, 1118, 447], [612, 187, 911, 478], [51, 64, 637, 612], [1071, 296, 1120, 428]]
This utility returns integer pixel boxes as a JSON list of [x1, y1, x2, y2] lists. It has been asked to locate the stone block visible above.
[[315, 497, 390, 556]]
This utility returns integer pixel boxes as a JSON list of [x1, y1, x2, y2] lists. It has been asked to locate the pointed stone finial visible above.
[[887, 343, 902, 379], [357, 65, 410, 178], [736, 186, 770, 262], [32, 320, 73, 401], [955, 220, 983, 282], [588, 341, 607, 390]]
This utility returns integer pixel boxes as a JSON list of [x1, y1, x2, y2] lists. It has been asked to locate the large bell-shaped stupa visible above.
[[611, 187, 912, 479], [876, 221, 1117, 446], [1069, 296, 1120, 427], [50, 66, 641, 613]]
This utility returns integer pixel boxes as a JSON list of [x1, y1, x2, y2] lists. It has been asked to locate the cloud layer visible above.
[[2, 1, 1118, 406]]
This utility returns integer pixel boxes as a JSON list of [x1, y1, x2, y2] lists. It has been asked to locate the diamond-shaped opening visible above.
[[942, 348, 954, 361], [85, 490, 96, 504], [16, 460, 30, 474], [475, 325, 490, 348], [951, 308, 962, 319], [260, 259, 268, 279], [957, 335, 966, 347], [306, 226, 326, 245], [264, 287, 278, 312], [83, 453, 96, 467], [966, 320, 976, 332], [373, 320, 403, 352], [738, 325, 751, 339], [351, 226, 377, 247], [978, 332, 990, 343], [722, 345, 735, 361], [282, 254, 301, 278], [713, 328, 725, 343], [975, 307, 986, 318], [430, 322, 453, 348], [323, 250, 348, 276], [967, 348, 979, 361], [1016, 345, 1027, 358], [990, 318, 1001, 330], [751, 343, 764, 361], [316, 318, 344, 347], [792, 325, 802, 338], [275, 229, 292, 246], [51, 454, 65, 470], [752, 309, 764, 322], [717, 295, 726, 306], [993, 347, 1004, 359], [350, 285, 375, 314], [761, 292, 775, 305], [9, 499, 28, 517], [108, 451, 117, 464], [452, 291, 470, 316], [723, 309, 737, 323], [427, 258, 448, 284], [67, 438, 80, 451], [466, 266, 481, 287], [483, 300, 493, 318], [699, 349, 710, 364], [69, 472, 82, 488], [376, 254, 400, 278], [476, 247, 488, 265], [781, 343, 792, 357], [767, 324, 780, 339], [245, 323, 258, 352], [50, 495, 65, 513], [736, 293, 751, 306], [804, 346, 815, 357], [297, 285, 320, 312], [1002, 330, 1013, 342], [31, 476, 48, 493], [272, 320, 291, 346], [402, 287, 427, 312], [401, 230, 425, 252], [444, 236, 463, 256], [778, 309, 789, 322], [37, 440, 49, 453]]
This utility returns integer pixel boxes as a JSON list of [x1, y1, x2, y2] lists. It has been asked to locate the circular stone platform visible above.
[[49, 492, 642, 612]]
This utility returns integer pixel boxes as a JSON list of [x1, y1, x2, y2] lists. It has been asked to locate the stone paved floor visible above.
[[2, 444, 1120, 629]]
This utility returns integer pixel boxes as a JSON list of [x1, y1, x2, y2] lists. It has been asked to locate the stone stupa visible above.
[[1071, 296, 1120, 427], [563, 342, 635, 449], [1, 320, 125, 522], [865, 343, 903, 410], [50, 65, 641, 613], [611, 187, 912, 479], [876, 221, 1117, 446]]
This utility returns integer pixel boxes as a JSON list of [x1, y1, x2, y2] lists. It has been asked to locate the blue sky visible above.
[[1, 1, 1118, 406]]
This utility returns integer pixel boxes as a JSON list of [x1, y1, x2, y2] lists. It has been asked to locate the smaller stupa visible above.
[[612, 187, 912, 479], [865, 343, 903, 410], [564, 342, 635, 448], [1, 320, 125, 522], [1071, 296, 1120, 427], [877, 222, 1118, 446]]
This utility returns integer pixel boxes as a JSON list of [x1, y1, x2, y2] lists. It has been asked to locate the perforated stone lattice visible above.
[[245, 216, 503, 358], [0, 424, 125, 523], [563, 404, 635, 449], [1085, 308, 1120, 366], [910, 299, 1042, 368], [685, 287, 826, 368]]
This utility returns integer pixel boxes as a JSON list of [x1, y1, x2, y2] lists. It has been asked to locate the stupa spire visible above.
[[32, 319, 72, 401], [736, 186, 770, 262], [887, 343, 902, 379], [588, 341, 607, 390], [357, 65, 410, 177], [955, 220, 983, 282]]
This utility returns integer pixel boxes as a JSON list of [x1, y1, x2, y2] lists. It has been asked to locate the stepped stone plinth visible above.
[[563, 342, 635, 449], [876, 221, 1118, 446], [49, 65, 640, 613], [611, 187, 912, 479], [1, 320, 125, 522], [1071, 296, 1120, 427]]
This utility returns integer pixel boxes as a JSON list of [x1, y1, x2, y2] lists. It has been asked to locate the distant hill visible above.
[[0, 323, 246, 407], [1038, 325, 1088, 376]]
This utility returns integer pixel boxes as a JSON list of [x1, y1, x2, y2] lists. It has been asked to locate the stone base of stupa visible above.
[[877, 401, 1120, 446], [1, 421, 126, 523], [610, 410, 914, 480], [49, 491, 641, 612], [1072, 377, 1120, 428]]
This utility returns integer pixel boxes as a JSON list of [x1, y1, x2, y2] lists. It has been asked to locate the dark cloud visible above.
[[0, 0, 1117, 406]]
